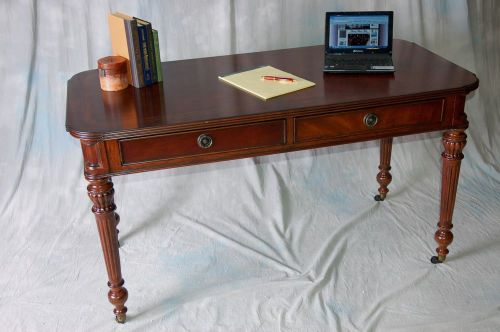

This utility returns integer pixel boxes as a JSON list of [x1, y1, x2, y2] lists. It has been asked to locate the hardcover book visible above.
[[152, 29, 163, 82], [135, 17, 157, 84], [136, 22, 153, 85], [108, 12, 145, 88]]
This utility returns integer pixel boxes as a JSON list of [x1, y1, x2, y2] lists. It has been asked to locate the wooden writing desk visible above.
[[66, 40, 478, 323]]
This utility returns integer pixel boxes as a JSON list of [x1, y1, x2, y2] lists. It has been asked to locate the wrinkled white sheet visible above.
[[1, 1, 499, 331]]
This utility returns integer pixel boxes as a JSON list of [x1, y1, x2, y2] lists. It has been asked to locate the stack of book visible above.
[[108, 12, 163, 88]]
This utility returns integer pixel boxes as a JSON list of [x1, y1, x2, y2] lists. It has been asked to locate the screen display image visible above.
[[329, 15, 389, 49]]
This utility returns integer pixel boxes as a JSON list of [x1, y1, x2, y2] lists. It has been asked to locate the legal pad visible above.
[[218, 66, 315, 100]]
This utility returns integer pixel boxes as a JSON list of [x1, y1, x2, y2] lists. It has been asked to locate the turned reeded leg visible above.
[[374, 137, 393, 201], [431, 130, 467, 264], [115, 212, 121, 248], [87, 177, 128, 323]]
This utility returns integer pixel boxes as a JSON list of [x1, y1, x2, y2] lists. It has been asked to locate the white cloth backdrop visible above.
[[1, 0, 499, 331]]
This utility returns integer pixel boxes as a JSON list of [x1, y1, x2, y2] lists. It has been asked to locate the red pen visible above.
[[261, 75, 296, 82]]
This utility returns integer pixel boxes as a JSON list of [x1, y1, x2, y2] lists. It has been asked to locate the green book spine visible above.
[[152, 29, 163, 82]]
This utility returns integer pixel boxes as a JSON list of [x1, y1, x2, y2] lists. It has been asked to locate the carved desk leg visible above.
[[375, 137, 393, 201], [431, 130, 467, 264], [87, 177, 128, 323], [115, 212, 121, 248]]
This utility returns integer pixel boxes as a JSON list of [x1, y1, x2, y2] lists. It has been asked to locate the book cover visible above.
[[135, 18, 157, 83], [108, 13, 133, 85], [137, 23, 153, 85], [218, 66, 316, 100], [152, 29, 163, 82], [108, 12, 145, 88]]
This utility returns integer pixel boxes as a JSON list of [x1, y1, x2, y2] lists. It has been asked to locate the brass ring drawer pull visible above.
[[363, 113, 378, 127], [197, 134, 213, 149]]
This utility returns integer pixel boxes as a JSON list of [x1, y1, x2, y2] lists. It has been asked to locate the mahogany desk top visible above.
[[66, 39, 478, 323], [67, 39, 477, 139]]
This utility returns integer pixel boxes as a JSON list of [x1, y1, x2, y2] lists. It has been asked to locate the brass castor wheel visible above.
[[374, 194, 385, 201], [430, 256, 444, 264], [115, 314, 126, 324]]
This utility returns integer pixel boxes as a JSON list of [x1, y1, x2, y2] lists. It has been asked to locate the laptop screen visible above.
[[325, 12, 393, 53]]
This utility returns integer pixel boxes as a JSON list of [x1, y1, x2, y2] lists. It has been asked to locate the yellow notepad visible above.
[[218, 66, 315, 100]]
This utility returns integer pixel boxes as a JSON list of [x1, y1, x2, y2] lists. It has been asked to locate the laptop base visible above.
[[323, 66, 395, 74]]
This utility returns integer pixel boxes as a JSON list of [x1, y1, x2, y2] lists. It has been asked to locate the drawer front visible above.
[[119, 120, 286, 164], [295, 100, 444, 143]]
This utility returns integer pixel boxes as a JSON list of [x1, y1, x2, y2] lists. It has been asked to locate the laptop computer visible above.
[[324, 11, 395, 73]]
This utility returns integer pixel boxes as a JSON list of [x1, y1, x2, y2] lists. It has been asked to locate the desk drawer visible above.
[[295, 100, 444, 143], [119, 120, 286, 164]]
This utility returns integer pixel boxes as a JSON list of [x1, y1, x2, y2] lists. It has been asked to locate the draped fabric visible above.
[[1, 1, 499, 331]]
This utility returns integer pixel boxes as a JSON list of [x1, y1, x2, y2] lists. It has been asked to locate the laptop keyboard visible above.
[[326, 54, 393, 70]]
